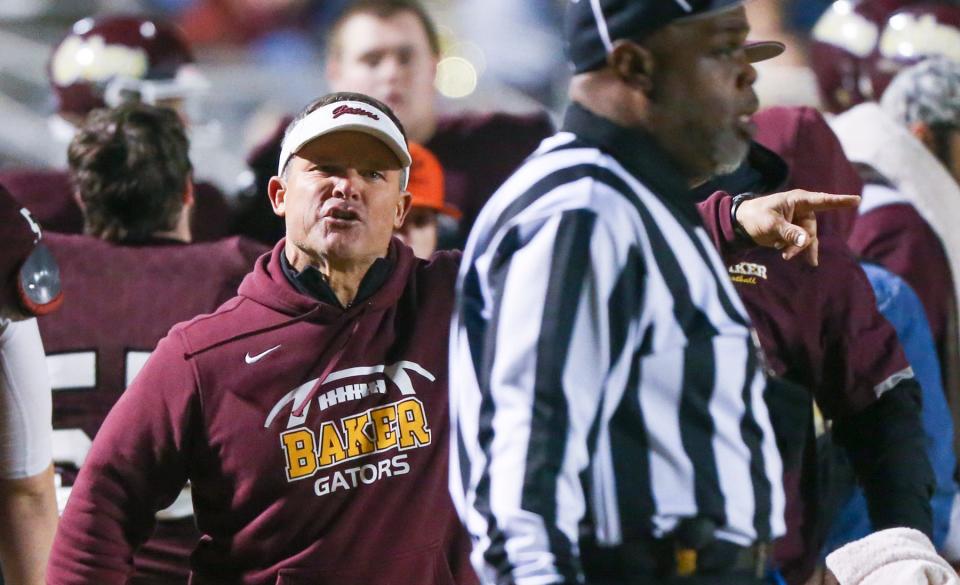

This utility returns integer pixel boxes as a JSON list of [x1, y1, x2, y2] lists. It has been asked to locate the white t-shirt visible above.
[[0, 317, 53, 479]]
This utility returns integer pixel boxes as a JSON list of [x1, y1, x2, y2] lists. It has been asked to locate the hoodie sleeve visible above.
[[812, 242, 909, 418], [847, 203, 954, 352], [697, 190, 749, 253], [818, 249, 935, 536], [47, 332, 201, 584]]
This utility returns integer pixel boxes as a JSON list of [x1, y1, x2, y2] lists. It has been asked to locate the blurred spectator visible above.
[[325, 0, 553, 243], [239, 0, 554, 248], [39, 102, 266, 584], [0, 15, 232, 241]]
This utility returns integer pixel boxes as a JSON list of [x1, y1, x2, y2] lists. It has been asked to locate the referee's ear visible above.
[[608, 40, 654, 94]]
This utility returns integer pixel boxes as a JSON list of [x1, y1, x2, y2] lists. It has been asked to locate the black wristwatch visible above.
[[730, 193, 754, 242]]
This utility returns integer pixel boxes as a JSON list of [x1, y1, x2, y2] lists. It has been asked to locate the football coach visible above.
[[47, 92, 477, 585]]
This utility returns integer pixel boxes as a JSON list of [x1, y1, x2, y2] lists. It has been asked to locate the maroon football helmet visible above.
[[810, 0, 915, 113], [48, 15, 204, 120], [867, 3, 960, 100], [811, 0, 960, 112]]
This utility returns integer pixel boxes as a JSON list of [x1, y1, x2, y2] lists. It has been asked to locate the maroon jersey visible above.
[[40, 232, 266, 583], [724, 107, 913, 584], [425, 111, 553, 242], [725, 238, 910, 581], [48, 239, 476, 585], [0, 167, 233, 242], [238, 111, 554, 246]]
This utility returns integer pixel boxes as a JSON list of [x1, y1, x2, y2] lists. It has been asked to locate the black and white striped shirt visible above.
[[448, 104, 785, 584]]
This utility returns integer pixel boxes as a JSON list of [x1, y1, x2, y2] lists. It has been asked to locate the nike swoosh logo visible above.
[[245, 345, 282, 364]]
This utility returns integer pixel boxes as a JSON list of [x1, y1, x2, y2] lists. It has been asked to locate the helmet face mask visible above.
[[101, 64, 209, 120]]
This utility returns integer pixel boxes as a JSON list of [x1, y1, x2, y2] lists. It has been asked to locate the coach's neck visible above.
[[286, 243, 385, 308]]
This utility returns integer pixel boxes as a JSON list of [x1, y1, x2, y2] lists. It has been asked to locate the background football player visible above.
[[39, 101, 266, 584]]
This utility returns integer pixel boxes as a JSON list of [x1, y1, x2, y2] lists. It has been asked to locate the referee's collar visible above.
[[562, 102, 700, 221]]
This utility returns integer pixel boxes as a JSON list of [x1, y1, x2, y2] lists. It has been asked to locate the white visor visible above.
[[277, 100, 411, 190]]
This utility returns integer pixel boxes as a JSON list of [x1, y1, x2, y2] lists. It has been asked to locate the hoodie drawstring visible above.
[[291, 310, 365, 418]]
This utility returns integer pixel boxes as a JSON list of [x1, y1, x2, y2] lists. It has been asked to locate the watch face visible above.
[[18, 243, 63, 315]]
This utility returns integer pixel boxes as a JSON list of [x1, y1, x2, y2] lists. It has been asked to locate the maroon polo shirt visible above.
[[715, 106, 913, 584]]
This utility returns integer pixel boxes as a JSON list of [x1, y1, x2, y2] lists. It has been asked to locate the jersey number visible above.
[[46, 350, 151, 510], [45, 350, 192, 518]]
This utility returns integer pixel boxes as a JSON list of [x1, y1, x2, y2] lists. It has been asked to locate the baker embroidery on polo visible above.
[[729, 261, 769, 285]]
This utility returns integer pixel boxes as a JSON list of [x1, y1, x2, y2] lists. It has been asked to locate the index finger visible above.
[[789, 192, 861, 212]]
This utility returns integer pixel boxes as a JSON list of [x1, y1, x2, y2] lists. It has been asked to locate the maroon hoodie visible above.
[[48, 239, 476, 585]]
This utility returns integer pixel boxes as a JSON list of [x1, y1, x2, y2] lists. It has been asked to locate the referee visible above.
[[448, 2, 859, 584]]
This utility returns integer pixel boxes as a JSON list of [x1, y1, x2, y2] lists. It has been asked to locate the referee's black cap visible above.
[[566, 0, 765, 73]]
